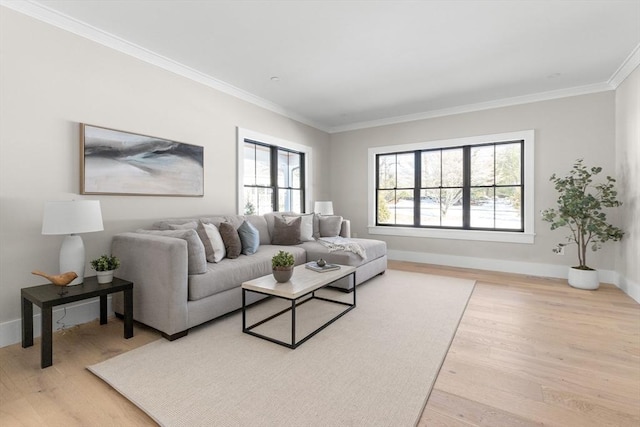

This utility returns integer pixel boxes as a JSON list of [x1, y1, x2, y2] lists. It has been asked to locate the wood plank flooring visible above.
[[1, 261, 638, 426]]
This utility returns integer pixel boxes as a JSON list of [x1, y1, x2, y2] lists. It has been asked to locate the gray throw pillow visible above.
[[319, 215, 343, 237], [195, 221, 214, 261], [136, 229, 207, 275], [283, 213, 314, 241], [238, 220, 260, 255], [271, 216, 301, 245], [218, 222, 242, 259]]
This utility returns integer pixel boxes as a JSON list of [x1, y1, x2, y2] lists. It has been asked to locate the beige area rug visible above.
[[88, 270, 475, 426]]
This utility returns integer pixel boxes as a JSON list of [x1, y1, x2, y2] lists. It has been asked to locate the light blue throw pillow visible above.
[[238, 220, 260, 255]]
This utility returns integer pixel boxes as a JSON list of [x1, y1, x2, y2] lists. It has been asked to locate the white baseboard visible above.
[[0, 296, 113, 349], [388, 249, 640, 303], [616, 275, 640, 304]]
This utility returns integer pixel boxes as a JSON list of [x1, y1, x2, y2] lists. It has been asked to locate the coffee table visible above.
[[242, 264, 356, 349]]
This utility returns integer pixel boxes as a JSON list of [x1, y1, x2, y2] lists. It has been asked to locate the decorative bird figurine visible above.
[[31, 270, 78, 286]]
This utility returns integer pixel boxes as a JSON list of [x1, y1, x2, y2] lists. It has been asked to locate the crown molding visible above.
[[329, 82, 613, 133], [1, 0, 329, 132], [608, 43, 640, 88], [2, 1, 635, 136]]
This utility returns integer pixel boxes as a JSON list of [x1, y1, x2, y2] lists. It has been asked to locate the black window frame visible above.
[[243, 139, 306, 214], [375, 140, 524, 232]]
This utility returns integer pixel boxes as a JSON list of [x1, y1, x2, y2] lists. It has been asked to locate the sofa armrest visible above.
[[111, 232, 189, 337], [340, 219, 351, 238]]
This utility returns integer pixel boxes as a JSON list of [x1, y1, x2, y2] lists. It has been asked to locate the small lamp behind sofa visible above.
[[314, 201, 334, 215]]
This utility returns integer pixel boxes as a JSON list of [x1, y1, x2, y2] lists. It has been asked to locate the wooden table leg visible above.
[[100, 295, 107, 325], [41, 306, 53, 368], [21, 297, 33, 348], [123, 288, 133, 339]]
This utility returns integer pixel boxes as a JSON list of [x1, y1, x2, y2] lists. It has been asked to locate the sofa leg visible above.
[[162, 330, 188, 341]]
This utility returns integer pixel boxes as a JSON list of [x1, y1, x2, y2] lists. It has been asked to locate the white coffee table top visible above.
[[242, 264, 355, 299]]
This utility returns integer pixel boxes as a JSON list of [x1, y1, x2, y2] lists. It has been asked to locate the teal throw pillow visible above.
[[238, 220, 260, 255]]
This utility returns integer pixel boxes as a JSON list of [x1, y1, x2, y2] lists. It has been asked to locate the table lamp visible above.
[[314, 201, 334, 215], [41, 200, 104, 285]]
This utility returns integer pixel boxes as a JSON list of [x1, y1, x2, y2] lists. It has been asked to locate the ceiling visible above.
[[9, 1, 640, 132]]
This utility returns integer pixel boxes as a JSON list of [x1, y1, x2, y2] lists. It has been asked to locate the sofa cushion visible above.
[[152, 219, 198, 230], [167, 221, 198, 230], [218, 222, 241, 259], [271, 216, 301, 245], [238, 220, 260, 255], [283, 213, 314, 242], [319, 215, 343, 237], [300, 238, 387, 268], [188, 245, 307, 300], [201, 215, 245, 229], [136, 229, 207, 275]]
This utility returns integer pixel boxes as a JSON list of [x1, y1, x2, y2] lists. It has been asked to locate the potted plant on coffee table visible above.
[[541, 159, 624, 290], [272, 250, 295, 283], [90, 254, 121, 284]]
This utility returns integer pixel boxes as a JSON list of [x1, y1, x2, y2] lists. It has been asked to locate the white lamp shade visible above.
[[42, 200, 104, 235], [314, 201, 334, 215]]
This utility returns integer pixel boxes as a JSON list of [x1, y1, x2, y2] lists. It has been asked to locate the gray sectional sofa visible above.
[[111, 212, 387, 340]]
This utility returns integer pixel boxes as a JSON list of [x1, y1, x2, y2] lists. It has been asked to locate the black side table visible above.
[[21, 276, 133, 368]]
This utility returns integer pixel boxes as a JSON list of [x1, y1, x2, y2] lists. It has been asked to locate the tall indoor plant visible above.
[[541, 159, 624, 289]]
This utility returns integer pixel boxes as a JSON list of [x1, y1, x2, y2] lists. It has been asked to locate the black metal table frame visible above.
[[21, 276, 133, 368], [242, 271, 356, 349]]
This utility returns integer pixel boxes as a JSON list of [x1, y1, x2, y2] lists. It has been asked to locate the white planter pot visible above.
[[567, 267, 599, 290], [96, 270, 114, 284]]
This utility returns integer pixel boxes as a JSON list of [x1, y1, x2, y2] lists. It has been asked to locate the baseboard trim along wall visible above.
[[388, 249, 640, 304], [2, 255, 638, 348], [0, 296, 113, 349]]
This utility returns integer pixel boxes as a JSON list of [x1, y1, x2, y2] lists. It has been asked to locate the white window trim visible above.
[[367, 130, 535, 244], [236, 127, 313, 214]]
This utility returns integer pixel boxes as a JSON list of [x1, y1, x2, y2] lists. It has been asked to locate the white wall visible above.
[[0, 8, 330, 339], [615, 66, 640, 301], [329, 92, 621, 279]]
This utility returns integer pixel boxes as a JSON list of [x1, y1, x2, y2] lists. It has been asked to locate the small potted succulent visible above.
[[90, 254, 121, 284], [272, 250, 295, 283]]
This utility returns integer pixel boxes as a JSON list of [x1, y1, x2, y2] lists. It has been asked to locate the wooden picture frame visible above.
[[80, 124, 204, 196]]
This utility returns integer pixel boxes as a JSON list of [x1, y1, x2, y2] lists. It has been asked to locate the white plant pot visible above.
[[567, 267, 599, 290], [96, 270, 114, 284]]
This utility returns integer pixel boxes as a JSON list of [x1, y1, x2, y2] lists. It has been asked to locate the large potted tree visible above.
[[542, 159, 624, 290]]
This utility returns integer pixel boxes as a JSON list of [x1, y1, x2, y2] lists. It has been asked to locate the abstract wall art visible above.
[[80, 124, 204, 196]]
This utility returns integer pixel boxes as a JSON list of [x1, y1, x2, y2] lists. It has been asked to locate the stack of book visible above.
[[305, 261, 340, 273]]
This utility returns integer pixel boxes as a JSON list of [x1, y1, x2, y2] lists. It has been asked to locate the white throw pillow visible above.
[[202, 222, 226, 262], [284, 214, 314, 241]]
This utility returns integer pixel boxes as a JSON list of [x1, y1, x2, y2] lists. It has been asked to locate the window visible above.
[[369, 131, 534, 243], [237, 128, 311, 215]]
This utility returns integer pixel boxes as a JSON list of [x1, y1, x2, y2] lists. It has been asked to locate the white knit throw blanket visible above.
[[317, 236, 367, 260]]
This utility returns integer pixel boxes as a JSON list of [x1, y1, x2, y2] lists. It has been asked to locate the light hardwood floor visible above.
[[1, 261, 638, 426]]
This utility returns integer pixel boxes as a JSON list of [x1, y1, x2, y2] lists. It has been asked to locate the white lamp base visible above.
[[59, 234, 85, 285]]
